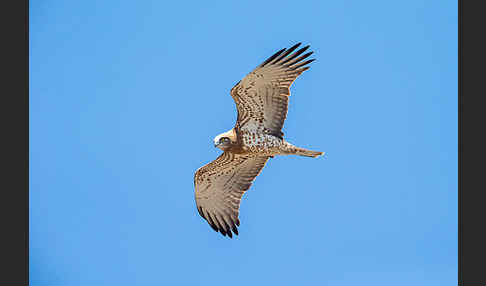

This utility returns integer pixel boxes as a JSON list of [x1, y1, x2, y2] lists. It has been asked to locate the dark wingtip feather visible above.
[[230, 221, 239, 235], [220, 228, 227, 236], [260, 48, 286, 67], [291, 42, 302, 49], [209, 223, 218, 232], [206, 214, 219, 232], [236, 219, 240, 226], [283, 52, 313, 69], [198, 207, 206, 219], [298, 67, 311, 73], [259, 43, 316, 69], [289, 59, 315, 71], [281, 45, 310, 65], [271, 43, 302, 64]]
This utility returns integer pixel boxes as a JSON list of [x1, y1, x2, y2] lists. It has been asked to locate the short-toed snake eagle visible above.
[[194, 43, 324, 238]]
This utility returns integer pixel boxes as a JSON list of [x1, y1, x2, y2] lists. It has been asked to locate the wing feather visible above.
[[230, 43, 315, 138], [194, 152, 269, 237]]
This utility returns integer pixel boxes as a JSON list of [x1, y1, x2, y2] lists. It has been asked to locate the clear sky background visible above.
[[30, 1, 457, 285]]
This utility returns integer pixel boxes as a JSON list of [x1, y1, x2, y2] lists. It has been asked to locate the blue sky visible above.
[[30, 1, 457, 285]]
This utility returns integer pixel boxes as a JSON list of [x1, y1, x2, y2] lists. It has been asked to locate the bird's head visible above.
[[213, 129, 237, 151]]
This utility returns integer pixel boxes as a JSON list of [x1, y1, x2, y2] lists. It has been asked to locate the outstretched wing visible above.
[[194, 152, 269, 238], [231, 43, 315, 138]]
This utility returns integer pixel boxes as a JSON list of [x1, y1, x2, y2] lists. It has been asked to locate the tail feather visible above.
[[293, 147, 324, 158]]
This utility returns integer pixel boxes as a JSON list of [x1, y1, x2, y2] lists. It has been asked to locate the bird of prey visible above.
[[194, 43, 324, 238]]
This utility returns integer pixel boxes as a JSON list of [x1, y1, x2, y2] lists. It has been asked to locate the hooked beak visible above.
[[214, 142, 220, 148]]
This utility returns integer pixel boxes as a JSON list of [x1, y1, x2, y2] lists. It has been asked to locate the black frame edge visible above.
[[1, 0, 29, 285]]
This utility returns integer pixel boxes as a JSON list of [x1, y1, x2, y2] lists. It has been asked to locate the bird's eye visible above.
[[220, 137, 229, 143]]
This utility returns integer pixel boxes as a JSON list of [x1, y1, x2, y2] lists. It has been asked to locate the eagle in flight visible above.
[[194, 43, 324, 238]]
